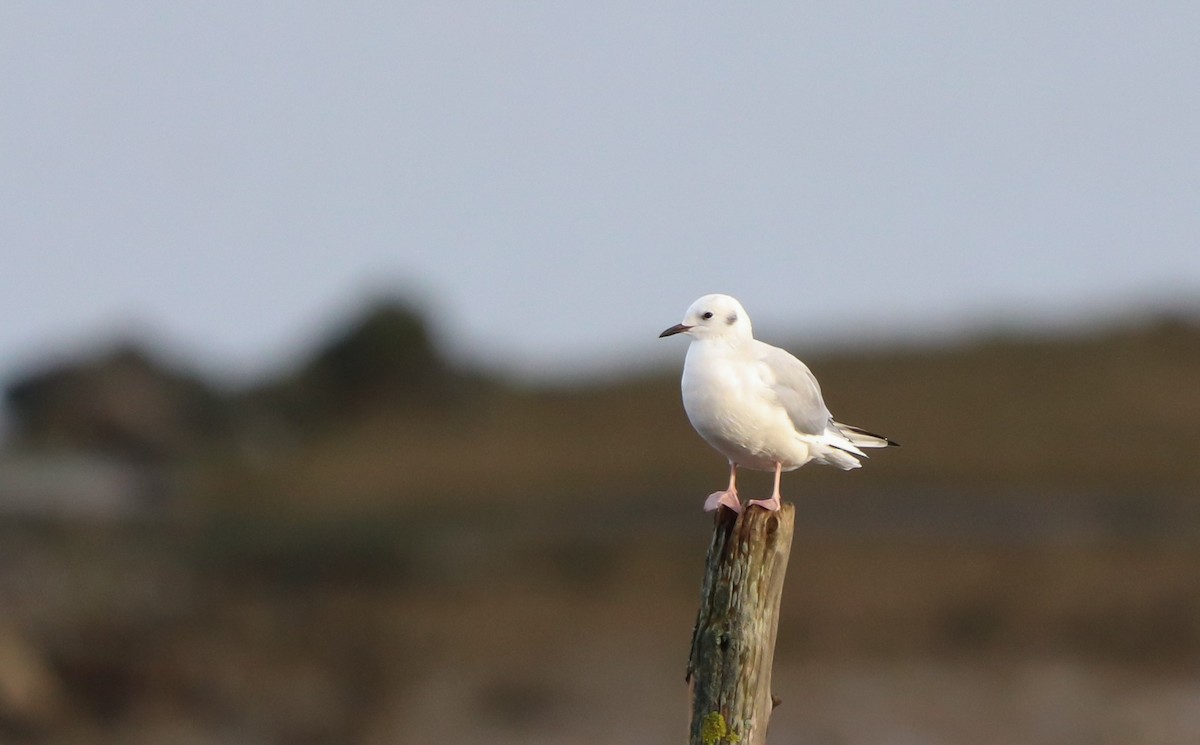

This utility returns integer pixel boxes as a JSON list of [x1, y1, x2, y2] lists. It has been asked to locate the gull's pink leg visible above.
[[704, 462, 741, 513], [747, 462, 783, 512]]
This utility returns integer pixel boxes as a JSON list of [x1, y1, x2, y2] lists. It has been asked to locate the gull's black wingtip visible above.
[[841, 423, 900, 448]]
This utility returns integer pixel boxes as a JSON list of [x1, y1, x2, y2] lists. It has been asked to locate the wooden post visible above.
[[687, 503, 795, 745]]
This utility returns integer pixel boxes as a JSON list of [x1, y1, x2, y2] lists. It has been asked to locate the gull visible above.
[[660, 294, 897, 513]]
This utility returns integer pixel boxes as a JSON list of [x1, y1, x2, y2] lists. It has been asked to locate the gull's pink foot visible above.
[[705, 462, 742, 513], [704, 490, 742, 513], [748, 462, 784, 511], [747, 495, 781, 512]]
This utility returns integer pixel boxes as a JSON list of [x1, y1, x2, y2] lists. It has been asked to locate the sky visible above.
[[3, 2, 1199, 386]]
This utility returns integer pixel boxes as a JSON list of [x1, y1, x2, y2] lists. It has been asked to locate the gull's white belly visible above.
[[681, 349, 812, 472]]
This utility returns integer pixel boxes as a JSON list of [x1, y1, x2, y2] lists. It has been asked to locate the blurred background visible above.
[[3, 3, 1200, 744]]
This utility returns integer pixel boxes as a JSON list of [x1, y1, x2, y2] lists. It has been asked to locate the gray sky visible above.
[[3, 2, 1198, 385]]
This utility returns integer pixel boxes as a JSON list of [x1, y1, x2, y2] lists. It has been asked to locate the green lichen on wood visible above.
[[700, 711, 740, 745]]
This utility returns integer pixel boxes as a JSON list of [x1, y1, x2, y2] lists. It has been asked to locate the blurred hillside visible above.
[[7, 303, 1200, 512], [1, 299, 1199, 744]]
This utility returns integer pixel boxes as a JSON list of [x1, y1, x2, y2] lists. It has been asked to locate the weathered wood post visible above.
[[686, 503, 795, 745]]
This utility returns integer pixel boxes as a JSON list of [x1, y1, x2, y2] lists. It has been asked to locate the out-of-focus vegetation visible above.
[[1, 298, 1199, 744]]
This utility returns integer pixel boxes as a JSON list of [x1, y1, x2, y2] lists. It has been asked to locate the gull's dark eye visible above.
[[702, 311, 714, 320]]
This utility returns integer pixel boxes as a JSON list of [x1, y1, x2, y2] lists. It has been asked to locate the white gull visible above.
[[660, 294, 897, 513]]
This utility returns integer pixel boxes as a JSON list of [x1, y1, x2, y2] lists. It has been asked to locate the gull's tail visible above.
[[812, 421, 900, 470]]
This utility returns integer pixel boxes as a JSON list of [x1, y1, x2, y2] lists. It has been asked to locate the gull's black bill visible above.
[[659, 323, 692, 338]]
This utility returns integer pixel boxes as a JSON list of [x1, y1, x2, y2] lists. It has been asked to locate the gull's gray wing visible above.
[[753, 340, 832, 436]]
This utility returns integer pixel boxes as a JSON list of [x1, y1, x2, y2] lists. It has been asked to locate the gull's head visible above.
[[659, 294, 753, 342]]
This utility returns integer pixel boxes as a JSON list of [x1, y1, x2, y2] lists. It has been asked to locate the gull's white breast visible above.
[[680, 340, 813, 472]]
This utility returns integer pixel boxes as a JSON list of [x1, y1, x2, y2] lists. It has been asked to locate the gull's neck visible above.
[[690, 332, 753, 352]]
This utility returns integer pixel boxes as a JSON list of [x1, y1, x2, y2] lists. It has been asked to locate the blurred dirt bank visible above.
[[1, 303, 1198, 744]]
